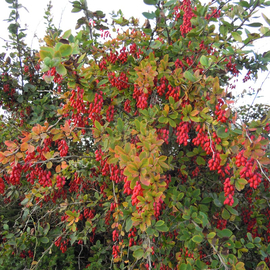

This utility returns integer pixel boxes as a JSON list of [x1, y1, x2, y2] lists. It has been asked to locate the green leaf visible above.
[[94, 120, 102, 131], [155, 224, 169, 232], [217, 229, 232, 238], [207, 232, 216, 239], [184, 71, 197, 82], [155, 220, 165, 227], [59, 44, 73, 57], [56, 64, 67, 75], [232, 32, 242, 42], [151, 40, 162, 49], [239, 1, 250, 7], [246, 242, 255, 249], [247, 23, 262, 27], [143, 0, 156, 5], [214, 199, 223, 207], [164, 0, 177, 6], [133, 248, 144, 259], [5, 233, 14, 239], [72, 7, 82, 13], [235, 178, 248, 191], [62, 29, 72, 39], [146, 227, 155, 235], [196, 156, 206, 165], [222, 208, 230, 220], [142, 12, 156, 19], [125, 218, 133, 232], [262, 13, 270, 27], [117, 118, 124, 133], [40, 237, 49, 244], [97, 79, 109, 87], [158, 116, 168, 123], [192, 234, 204, 243], [200, 55, 209, 67], [217, 127, 229, 139]]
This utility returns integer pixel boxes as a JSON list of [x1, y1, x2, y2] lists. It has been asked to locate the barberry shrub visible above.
[[1, 0, 270, 269]]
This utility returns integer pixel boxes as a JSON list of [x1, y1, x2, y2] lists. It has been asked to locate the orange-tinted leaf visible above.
[[56, 165, 61, 173], [61, 161, 69, 169], [21, 142, 29, 152]]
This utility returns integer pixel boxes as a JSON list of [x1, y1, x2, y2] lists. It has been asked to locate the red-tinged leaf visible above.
[[251, 149, 265, 159], [140, 176, 151, 186], [158, 160, 170, 169], [159, 156, 167, 162], [28, 144, 35, 153], [5, 141, 17, 149], [114, 145, 127, 156], [61, 121, 71, 134], [190, 109, 200, 116], [259, 157, 270, 165]]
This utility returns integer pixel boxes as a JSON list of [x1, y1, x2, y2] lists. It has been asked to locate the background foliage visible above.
[[1, 0, 270, 269]]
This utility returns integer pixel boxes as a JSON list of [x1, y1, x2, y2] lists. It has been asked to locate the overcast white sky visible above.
[[0, 0, 269, 106]]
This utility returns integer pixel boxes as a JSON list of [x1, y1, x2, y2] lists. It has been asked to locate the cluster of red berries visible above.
[[118, 47, 128, 64], [56, 175, 66, 189], [124, 99, 131, 113], [112, 229, 119, 242], [165, 85, 180, 101], [157, 77, 168, 96], [223, 177, 235, 206], [55, 237, 69, 253], [70, 87, 85, 114], [112, 244, 120, 258], [128, 227, 137, 247], [157, 128, 169, 144], [110, 164, 125, 183], [179, 0, 196, 35], [88, 91, 104, 122], [0, 177, 5, 194], [7, 164, 22, 186], [215, 99, 228, 123], [58, 139, 69, 157], [243, 70, 251, 83], [199, 40, 214, 55], [123, 179, 132, 195], [208, 152, 221, 171], [193, 126, 214, 155], [225, 56, 239, 76], [133, 84, 149, 110], [154, 198, 164, 218], [175, 122, 190, 146], [38, 169, 52, 187], [106, 105, 115, 122], [236, 150, 262, 189], [108, 72, 129, 90], [131, 181, 143, 206], [99, 59, 107, 71], [205, 8, 221, 20]]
